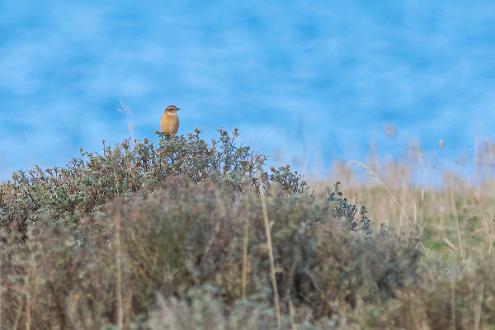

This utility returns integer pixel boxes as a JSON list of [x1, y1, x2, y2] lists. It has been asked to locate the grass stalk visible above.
[[241, 204, 250, 302], [474, 283, 484, 330], [451, 279, 456, 330], [113, 206, 124, 329], [13, 295, 23, 330], [259, 185, 281, 329], [25, 231, 35, 330], [25, 266, 31, 330], [449, 189, 465, 262], [289, 299, 297, 330]]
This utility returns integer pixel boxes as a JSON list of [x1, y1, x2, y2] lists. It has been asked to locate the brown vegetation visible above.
[[0, 130, 494, 329]]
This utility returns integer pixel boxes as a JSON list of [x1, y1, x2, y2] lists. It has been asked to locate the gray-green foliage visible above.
[[0, 129, 438, 329], [0, 129, 305, 230]]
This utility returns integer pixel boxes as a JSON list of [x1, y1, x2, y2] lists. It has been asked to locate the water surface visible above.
[[1, 1, 495, 179]]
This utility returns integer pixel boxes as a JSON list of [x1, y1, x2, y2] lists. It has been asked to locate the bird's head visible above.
[[164, 105, 180, 114]]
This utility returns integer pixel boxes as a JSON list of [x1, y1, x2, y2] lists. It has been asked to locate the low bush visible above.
[[0, 178, 422, 328], [1, 129, 493, 329], [0, 129, 305, 231]]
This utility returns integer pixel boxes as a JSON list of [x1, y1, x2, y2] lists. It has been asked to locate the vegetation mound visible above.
[[0, 129, 493, 329]]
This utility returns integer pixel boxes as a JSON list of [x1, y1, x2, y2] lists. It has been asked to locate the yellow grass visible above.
[[311, 155, 495, 263]]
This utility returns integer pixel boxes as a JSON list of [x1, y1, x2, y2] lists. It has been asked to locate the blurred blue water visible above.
[[1, 1, 495, 180]]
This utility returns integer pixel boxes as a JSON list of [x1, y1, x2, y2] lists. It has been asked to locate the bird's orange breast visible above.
[[160, 113, 179, 136]]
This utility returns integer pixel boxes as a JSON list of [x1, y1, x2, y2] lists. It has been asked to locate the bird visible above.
[[160, 105, 180, 137]]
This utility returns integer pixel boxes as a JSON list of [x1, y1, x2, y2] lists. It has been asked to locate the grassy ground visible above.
[[1, 130, 495, 329]]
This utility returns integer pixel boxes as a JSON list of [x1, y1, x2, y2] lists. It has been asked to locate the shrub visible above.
[[0, 129, 305, 231], [325, 182, 371, 234], [6, 128, 489, 329], [0, 177, 423, 328]]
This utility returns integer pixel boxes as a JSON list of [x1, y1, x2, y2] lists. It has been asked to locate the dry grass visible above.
[[324, 157, 495, 263]]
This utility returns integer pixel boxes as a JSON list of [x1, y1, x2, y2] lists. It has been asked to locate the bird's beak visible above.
[[176, 107, 181, 111]]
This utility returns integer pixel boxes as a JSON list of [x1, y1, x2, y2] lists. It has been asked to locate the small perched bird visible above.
[[160, 105, 180, 137]]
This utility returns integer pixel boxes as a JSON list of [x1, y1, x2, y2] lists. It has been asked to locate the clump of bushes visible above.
[[2, 128, 491, 329], [0, 178, 422, 329], [0, 129, 305, 231]]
